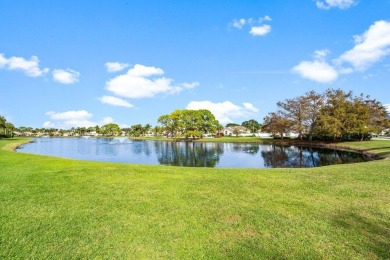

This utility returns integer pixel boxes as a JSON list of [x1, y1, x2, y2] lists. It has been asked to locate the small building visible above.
[[221, 126, 252, 137]]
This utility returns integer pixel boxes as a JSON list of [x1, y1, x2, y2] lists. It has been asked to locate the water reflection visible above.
[[16, 138, 371, 168], [261, 145, 367, 168], [154, 141, 224, 167]]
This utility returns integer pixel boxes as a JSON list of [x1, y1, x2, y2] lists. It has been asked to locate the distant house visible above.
[[380, 128, 390, 136], [220, 126, 251, 137], [285, 131, 299, 138], [12, 131, 22, 136]]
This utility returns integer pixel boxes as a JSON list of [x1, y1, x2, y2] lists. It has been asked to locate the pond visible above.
[[16, 137, 372, 168]]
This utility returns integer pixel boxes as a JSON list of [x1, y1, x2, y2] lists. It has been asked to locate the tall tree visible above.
[[241, 119, 261, 133], [262, 112, 290, 139], [0, 116, 6, 136], [101, 123, 121, 136], [157, 109, 220, 139]]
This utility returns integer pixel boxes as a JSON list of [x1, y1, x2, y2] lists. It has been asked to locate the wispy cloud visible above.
[[316, 0, 357, 9], [230, 16, 272, 37], [52, 69, 80, 84], [232, 18, 246, 29], [105, 62, 130, 73], [99, 95, 134, 108]]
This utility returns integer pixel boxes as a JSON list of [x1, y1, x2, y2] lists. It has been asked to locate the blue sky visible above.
[[1, 0, 390, 129]]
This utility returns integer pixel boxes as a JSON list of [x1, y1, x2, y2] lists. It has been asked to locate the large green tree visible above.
[[101, 123, 121, 136], [157, 109, 220, 139], [241, 119, 261, 133]]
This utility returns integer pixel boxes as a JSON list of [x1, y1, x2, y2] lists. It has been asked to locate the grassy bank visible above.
[[1, 138, 389, 258]]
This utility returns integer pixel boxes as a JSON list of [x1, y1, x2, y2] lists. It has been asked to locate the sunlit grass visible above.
[[1, 138, 389, 258]]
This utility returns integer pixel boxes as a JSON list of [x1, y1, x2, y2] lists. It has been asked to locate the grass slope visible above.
[[1, 138, 389, 258]]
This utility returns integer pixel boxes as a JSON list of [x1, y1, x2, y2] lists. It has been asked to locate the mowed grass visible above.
[[1, 138, 390, 258]]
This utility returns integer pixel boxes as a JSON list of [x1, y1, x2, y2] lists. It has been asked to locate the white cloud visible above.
[[127, 64, 164, 77], [314, 49, 330, 60], [249, 25, 271, 36], [385, 104, 390, 113], [243, 102, 259, 113], [43, 110, 125, 129], [292, 60, 338, 83], [106, 64, 198, 99], [46, 110, 93, 120], [337, 20, 390, 71], [52, 69, 80, 84], [105, 62, 130, 73], [99, 95, 134, 108], [0, 54, 7, 68], [179, 82, 200, 89], [44, 109, 96, 128], [0, 53, 49, 77], [43, 121, 56, 128], [99, 117, 114, 125], [316, 0, 357, 9], [232, 18, 246, 29], [293, 21, 390, 83], [186, 101, 259, 125], [231, 16, 272, 37], [292, 49, 338, 83], [263, 16, 272, 22]]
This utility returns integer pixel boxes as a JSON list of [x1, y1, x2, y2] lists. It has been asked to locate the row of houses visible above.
[[219, 126, 298, 138], [14, 126, 301, 138], [13, 131, 128, 138]]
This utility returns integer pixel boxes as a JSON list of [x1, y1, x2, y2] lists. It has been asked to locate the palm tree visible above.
[[143, 124, 152, 136], [0, 116, 6, 136], [5, 122, 15, 137]]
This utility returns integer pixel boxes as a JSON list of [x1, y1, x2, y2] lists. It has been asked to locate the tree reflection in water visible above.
[[154, 141, 224, 167], [261, 145, 367, 168], [18, 138, 371, 168]]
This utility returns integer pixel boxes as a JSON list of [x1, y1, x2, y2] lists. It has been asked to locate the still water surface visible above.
[[16, 137, 371, 168]]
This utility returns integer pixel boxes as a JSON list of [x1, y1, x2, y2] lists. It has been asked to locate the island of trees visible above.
[[1, 89, 389, 141]]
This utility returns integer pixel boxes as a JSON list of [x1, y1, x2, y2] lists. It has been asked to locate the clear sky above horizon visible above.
[[1, 0, 390, 129]]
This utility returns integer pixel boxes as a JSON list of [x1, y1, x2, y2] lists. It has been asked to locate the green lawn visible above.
[[1, 138, 389, 258]]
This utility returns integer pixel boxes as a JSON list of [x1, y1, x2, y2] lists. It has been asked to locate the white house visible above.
[[221, 126, 252, 136]]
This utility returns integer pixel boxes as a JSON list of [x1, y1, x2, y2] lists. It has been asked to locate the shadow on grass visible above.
[[361, 146, 390, 158], [332, 211, 390, 258], [363, 146, 390, 151]]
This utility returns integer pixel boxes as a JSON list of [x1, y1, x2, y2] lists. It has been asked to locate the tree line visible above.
[[2, 89, 389, 141], [262, 89, 389, 141]]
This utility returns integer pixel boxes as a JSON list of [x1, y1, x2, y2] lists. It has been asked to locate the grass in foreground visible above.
[[1, 138, 390, 258]]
